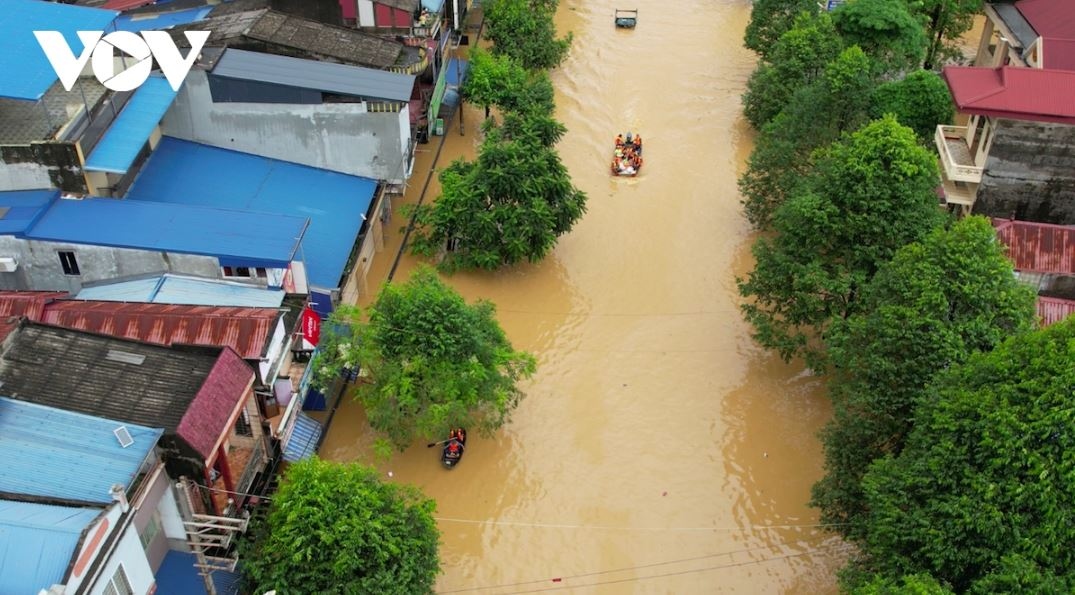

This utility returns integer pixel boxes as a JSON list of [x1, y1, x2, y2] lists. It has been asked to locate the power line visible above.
[[433, 517, 848, 533]]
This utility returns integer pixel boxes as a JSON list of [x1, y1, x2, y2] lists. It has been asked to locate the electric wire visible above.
[[433, 517, 848, 532]]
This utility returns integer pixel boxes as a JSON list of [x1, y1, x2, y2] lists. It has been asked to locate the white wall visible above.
[[358, 0, 375, 26], [163, 71, 410, 182], [158, 486, 187, 542], [258, 317, 288, 385], [85, 525, 155, 595], [0, 160, 54, 191]]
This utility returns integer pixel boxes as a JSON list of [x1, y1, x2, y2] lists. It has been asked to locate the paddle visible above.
[[426, 439, 448, 448]]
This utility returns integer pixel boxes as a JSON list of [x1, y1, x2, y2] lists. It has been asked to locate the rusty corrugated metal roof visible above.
[[992, 218, 1075, 274], [1038, 296, 1075, 326], [0, 291, 68, 342], [39, 301, 280, 359]]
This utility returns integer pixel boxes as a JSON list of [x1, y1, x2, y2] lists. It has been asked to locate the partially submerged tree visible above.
[[811, 216, 1036, 540], [313, 267, 536, 449], [743, 0, 819, 60], [408, 112, 586, 271], [832, 0, 927, 74], [853, 317, 1075, 591], [240, 458, 440, 595], [484, 0, 572, 70], [870, 69, 954, 141], [737, 116, 944, 366], [461, 48, 556, 119], [911, 0, 984, 69]]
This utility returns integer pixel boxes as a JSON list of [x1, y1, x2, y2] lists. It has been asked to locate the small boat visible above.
[[615, 8, 638, 28], [442, 429, 466, 469], [611, 132, 643, 177]]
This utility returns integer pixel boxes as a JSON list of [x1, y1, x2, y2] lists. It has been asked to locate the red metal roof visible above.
[[943, 66, 1075, 124], [992, 218, 1075, 274], [1038, 295, 1075, 326], [177, 348, 254, 460], [0, 291, 67, 341], [1017, 0, 1075, 40], [1041, 38, 1075, 71], [39, 301, 280, 359], [102, 0, 157, 10]]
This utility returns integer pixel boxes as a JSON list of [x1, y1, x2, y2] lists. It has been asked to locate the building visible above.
[[0, 189, 310, 294], [0, 397, 176, 594], [992, 217, 1075, 324], [935, 0, 1075, 222], [0, 322, 268, 519]]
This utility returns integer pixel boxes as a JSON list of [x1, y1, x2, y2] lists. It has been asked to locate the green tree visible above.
[[743, 0, 819, 60], [312, 267, 536, 449], [811, 216, 1036, 539], [742, 11, 843, 129], [740, 46, 876, 228], [409, 112, 587, 271], [870, 69, 954, 141], [461, 48, 556, 119], [851, 573, 954, 594], [855, 318, 1075, 591], [832, 0, 927, 74], [737, 116, 944, 366], [484, 0, 571, 70], [910, 0, 984, 69], [240, 458, 440, 595]]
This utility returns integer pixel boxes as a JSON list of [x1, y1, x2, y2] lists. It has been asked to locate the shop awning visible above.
[[282, 411, 323, 462]]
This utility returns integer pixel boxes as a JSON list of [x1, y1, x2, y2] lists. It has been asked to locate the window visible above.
[[102, 565, 134, 595], [139, 512, 162, 551], [234, 408, 253, 437], [58, 251, 80, 275], [222, 266, 267, 279]]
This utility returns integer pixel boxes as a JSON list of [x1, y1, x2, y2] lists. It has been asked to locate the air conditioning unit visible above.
[[0, 258, 17, 273]]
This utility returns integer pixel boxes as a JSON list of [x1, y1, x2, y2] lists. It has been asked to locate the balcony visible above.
[[935, 125, 984, 184]]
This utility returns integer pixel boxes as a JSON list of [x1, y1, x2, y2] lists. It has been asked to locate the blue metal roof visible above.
[[113, 6, 212, 33], [0, 0, 119, 101], [85, 76, 178, 173], [0, 397, 162, 504], [283, 411, 323, 462], [126, 137, 377, 289], [76, 274, 286, 307], [446, 58, 469, 87], [156, 550, 241, 595], [26, 197, 308, 268], [0, 189, 56, 236], [0, 500, 100, 595]]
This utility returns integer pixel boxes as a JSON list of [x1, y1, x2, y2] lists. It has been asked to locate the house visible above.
[[0, 321, 268, 519], [123, 137, 384, 304], [164, 48, 420, 183], [935, 0, 1075, 222], [992, 217, 1075, 325], [0, 397, 178, 594], [0, 189, 310, 294]]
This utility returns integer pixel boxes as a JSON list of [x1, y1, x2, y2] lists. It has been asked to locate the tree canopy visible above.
[[240, 458, 440, 595], [737, 116, 945, 366], [852, 318, 1075, 591], [911, 0, 985, 69], [743, 0, 819, 60], [408, 112, 587, 271], [740, 46, 876, 228], [461, 48, 555, 118], [870, 69, 954, 141], [832, 0, 927, 74], [483, 0, 571, 70], [811, 216, 1037, 540], [313, 266, 536, 449], [742, 11, 843, 130]]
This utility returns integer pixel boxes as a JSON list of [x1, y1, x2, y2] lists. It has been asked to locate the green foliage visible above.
[[870, 70, 954, 141], [408, 112, 586, 271], [743, 0, 819, 60], [240, 458, 440, 595], [312, 268, 536, 449], [832, 0, 927, 74], [811, 216, 1037, 539], [740, 46, 877, 228], [461, 48, 555, 118], [742, 12, 843, 129], [909, 0, 984, 69], [737, 116, 944, 366], [855, 318, 1075, 591], [851, 573, 954, 594], [484, 0, 572, 70], [969, 555, 1074, 594]]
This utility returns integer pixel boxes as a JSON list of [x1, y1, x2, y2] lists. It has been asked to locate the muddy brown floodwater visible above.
[[319, 0, 848, 592]]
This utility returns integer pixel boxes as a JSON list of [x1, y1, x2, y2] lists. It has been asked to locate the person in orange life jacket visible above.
[[615, 134, 624, 148], [633, 134, 642, 152]]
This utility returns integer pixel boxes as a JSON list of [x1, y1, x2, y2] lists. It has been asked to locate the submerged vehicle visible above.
[[611, 132, 643, 177], [442, 429, 466, 469], [615, 8, 638, 28]]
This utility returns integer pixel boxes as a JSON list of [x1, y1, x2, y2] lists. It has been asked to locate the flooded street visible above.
[[320, 0, 846, 591]]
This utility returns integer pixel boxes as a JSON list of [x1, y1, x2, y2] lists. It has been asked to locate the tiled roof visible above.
[[0, 322, 220, 431], [0, 397, 161, 504], [993, 218, 1075, 274], [1038, 295, 1075, 326], [41, 301, 281, 359], [943, 66, 1075, 124], [177, 347, 253, 459]]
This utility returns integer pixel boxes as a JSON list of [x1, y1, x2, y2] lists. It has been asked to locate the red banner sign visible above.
[[301, 306, 321, 346]]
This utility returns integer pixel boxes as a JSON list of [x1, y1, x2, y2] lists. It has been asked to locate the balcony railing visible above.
[[935, 125, 984, 183]]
